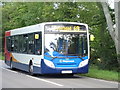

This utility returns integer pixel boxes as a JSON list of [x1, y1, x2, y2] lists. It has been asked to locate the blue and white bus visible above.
[[4, 22, 90, 75]]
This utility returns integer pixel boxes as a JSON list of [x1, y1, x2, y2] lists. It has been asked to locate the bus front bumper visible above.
[[41, 60, 89, 74]]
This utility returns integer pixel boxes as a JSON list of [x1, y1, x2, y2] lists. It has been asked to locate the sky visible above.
[[108, 0, 114, 9]]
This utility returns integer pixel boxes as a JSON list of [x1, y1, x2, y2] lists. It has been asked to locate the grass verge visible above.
[[79, 65, 119, 82], [0, 52, 4, 60]]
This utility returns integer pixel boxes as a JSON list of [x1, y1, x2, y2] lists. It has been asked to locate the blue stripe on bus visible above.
[[5, 59, 89, 74], [44, 55, 88, 68], [41, 59, 89, 74]]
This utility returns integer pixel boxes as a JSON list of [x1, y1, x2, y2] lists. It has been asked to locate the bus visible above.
[[4, 22, 90, 75]]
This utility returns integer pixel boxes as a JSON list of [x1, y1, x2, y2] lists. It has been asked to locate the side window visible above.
[[34, 32, 42, 55], [28, 33, 34, 54], [22, 34, 28, 53], [6, 37, 11, 51], [14, 35, 19, 52], [19, 35, 23, 53], [11, 36, 14, 52], [79, 36, 83, 56], [83, 36, 88, 55]]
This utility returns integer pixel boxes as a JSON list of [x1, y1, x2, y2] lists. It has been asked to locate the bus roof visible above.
[[5, 22, 88, 36], [6, 22, 88, 31]]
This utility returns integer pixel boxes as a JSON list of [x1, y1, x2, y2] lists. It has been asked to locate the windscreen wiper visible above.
[[50, 56, 58, 60], [44, 55, 60, 60], [44, 54, 85, 60], [77, 56, 84, 61], [66, 54, 85, 61]]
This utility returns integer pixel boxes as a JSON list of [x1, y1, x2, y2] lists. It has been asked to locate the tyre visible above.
[[4, 56, 7, 64], [68, 74, 74, 76], [66, 74, 74, 77], [29, 62, 34, 75], [10, 59, 14, 69]]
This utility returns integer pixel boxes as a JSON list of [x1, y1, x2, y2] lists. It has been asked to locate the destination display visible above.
[[45, 24, 87, 32]]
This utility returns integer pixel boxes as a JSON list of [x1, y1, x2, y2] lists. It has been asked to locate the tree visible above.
[[115, 2, 120, 63], [2, 2, 118, 70], [0, 2, 2, 52], [101, 1, 120, 65]]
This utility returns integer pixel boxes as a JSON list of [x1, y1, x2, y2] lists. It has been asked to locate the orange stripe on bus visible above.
[[10, 53, 19, 62]]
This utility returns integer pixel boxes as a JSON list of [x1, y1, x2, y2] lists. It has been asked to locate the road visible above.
[[0, 60, 118, 88]]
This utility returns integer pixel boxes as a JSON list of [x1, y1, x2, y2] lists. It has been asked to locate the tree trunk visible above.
[[115, 2, 120, 63], [101, 2, 115, 41], [101, 1, 120, 64]]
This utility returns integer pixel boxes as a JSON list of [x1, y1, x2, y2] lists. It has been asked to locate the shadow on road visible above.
[[36, 74, 83, 79], [5, 67, 86, 79]]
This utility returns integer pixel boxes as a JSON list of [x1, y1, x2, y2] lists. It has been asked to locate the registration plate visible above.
[[61, 70, 72, 74]]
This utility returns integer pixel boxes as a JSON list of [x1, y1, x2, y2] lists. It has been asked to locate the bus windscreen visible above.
[[44, 33, 88, 57]]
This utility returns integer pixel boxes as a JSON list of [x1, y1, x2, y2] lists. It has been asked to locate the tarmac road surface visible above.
[[0, 60, 118, 88]]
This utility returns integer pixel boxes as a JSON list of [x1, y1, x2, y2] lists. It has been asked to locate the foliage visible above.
[[2, 2, 118, 71], [90, 3, 118, 71], [0, 52, 4, 60]]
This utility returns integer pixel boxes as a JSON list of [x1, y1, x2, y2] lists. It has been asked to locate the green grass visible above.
[[79, 65, 119, 82], [0, 52, 4, 60]]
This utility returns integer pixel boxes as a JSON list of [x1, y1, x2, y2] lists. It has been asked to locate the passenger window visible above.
[[6, 37, 11, 52], [14, 36, 19, 52], [22, 34, 28, 53], [19, 35, 23, 53], [28, 33, 34, 54], [11, 36, 14, 52], [34, 32, 42, 55], [83, 36, 88, 55]]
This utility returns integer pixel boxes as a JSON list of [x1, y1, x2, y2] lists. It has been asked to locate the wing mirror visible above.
[[90, 34, 95, 41]]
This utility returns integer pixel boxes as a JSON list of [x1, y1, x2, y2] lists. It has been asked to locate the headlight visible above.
[[44, 59, 55, 68], [78, 59, 89, 68]]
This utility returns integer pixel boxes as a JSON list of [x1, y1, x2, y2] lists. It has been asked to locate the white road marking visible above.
[[2, 67, 18, 74], [26, 75, 63, 87], [2, 67, 63, 87]]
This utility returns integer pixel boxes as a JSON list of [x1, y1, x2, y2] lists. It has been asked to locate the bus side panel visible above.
[[9, 53, 42, 74], [12, 60, 42, 74], [11, 61, 42, 74], [33, 66, 42, 74], [12, 61, 29, 72], [4, 31, 11, 66], [5, 59, 42, 73]]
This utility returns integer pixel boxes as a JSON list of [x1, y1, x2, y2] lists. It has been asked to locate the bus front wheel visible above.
[[4, 56, 7, 64], [29, 62, 34, 75], [10, 58, 13, 70]]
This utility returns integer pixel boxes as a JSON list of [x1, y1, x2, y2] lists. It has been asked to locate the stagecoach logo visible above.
[[59, 59, 74, 63]]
